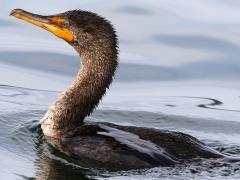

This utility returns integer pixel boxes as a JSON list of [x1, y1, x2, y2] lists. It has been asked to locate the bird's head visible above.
[[10, 9, 117, 54]]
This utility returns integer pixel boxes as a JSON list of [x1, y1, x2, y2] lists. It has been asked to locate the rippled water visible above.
[[1, 0, 240, 179]]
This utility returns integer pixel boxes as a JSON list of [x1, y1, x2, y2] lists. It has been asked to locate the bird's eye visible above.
[[63, 20, 70, 28]]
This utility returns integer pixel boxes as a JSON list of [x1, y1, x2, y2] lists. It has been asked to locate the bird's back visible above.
[[46, 122, 223, 170]]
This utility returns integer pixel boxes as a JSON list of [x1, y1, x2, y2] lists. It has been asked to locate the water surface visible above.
[[0, 1, 240, 179]]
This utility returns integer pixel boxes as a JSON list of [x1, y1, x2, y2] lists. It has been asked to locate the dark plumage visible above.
[[39, 10, 119, 137], [11, 9, 237, 170]]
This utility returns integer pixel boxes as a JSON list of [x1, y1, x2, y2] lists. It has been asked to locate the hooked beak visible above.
[[10, 9, 74, 42]]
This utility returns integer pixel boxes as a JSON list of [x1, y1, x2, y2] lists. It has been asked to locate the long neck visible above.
[[41, 45, 118, 137]]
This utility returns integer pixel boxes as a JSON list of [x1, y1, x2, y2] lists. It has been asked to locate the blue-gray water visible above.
[[1, 1, 240, 179]]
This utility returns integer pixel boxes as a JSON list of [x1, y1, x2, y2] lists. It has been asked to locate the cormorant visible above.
[[10, 9, 229, 170]]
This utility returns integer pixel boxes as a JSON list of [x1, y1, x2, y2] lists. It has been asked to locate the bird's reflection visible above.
[[33, 128, 94, 180]]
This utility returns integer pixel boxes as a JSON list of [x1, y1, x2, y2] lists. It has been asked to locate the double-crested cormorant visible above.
[[10, 9, 230, 170]]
